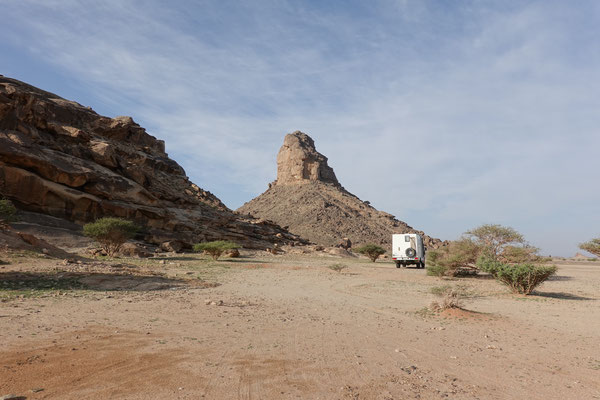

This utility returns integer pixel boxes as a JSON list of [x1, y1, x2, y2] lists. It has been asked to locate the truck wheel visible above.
[[421, 262, 426, 269], [405, 248, 416, 258], [395, 262, 401, 268]]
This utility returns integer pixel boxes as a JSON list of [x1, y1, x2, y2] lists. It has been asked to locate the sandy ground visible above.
[[1, 253, 599, 399]]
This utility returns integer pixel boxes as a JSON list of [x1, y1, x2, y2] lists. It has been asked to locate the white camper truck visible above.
[[392, 233, 426, 268]]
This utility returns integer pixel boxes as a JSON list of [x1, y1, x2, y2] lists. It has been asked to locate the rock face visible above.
[[238, 131, 444, 249], [0, 75, 306, 249], [274, 131, 339, 186]]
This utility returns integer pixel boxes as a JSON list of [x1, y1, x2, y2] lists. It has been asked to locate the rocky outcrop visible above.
[[0, 75, 306, 249], [238, 131, 444, 249], [273, 131, 338, 186]]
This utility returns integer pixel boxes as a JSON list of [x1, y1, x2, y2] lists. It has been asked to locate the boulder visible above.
[[336, 237, 352, 249], [160, 241, 183, 253], [224, 248, 240, 258], [119, 242, 152, 258]]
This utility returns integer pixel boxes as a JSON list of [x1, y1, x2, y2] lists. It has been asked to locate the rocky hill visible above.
[[238, 131, 443, 249], [0, 75, 306, 250]]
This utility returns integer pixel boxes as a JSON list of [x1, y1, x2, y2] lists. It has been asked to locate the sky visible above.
[[1, 0, 599, 256]]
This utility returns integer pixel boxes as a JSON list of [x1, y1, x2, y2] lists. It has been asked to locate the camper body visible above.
[[392, 233, 426, 268]]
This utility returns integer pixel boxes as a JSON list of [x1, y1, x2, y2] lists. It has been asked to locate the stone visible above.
[[160, 241, 183, 253], [336, 237, 352, 249], [224, 248, 240, 258], [119, 242, 152, 258]]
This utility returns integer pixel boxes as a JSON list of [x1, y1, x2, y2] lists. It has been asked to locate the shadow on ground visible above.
[[0, 271, 191, 292], [532, 291, 595, 301], [151, 256, 252, 263]]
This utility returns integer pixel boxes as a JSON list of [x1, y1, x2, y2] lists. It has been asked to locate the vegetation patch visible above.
[[193, 241, 241, 260], [477, 257, 557, 295], [83, 218, 139, 257], [0, 271, 87, 301], [355, 244, 385, 262]]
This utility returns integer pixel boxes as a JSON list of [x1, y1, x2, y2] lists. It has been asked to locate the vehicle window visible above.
[[405, 235, 410, 242]]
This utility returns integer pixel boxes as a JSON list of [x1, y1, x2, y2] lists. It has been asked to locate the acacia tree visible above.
[[579, 238, 600, 258], [465, 224, 525, 261], [355, 244, 386, 262], [83, 217, 139, 257], [193, 241, 241, 260]]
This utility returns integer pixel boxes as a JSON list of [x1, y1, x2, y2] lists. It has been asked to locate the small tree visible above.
[[83, 217, 139, 257], [0, 199, 17, 228], [465, 224, 524, 260], [579, 238, 600, 258], [477, 256, 556, 295], [355, 244, 386, 262], [193, 240, 240, 260]]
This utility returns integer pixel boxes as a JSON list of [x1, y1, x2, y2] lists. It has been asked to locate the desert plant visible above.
[[83, 217, 139, 257], [579, 238, 600, 258], [477, 256, 556, 295], [355, 244, 386, 262], [425, 238, 480, 277], [0, 199, 17, 228], [429, 285, 466, 311], [193, 240, 241, 260], [465, 224, 524, 260], [328, 263, 347, 273]]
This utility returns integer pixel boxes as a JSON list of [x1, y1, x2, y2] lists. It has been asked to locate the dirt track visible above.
[[1, 255, 599, 399]]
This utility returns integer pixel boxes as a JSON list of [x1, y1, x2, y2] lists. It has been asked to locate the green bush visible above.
[[477, 256, 556, 295], [0, 199, 17, 225], [425, 262, 448, 277], [355, 244, 385, 262], [83, 217, 139, 257], [193, 240, 241, 260], [425, 238, 480, 277]]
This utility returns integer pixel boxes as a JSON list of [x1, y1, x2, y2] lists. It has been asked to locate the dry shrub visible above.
[[429, 285, 466, 311], [328, 263, 347, 273]]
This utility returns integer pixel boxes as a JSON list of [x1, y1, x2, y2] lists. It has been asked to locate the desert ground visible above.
[[1, 252, 599, 400]]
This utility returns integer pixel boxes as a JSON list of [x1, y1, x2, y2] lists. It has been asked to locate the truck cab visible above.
[[392, 233, 426, 268]]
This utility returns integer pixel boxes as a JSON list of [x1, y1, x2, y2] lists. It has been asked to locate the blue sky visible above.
[[2, 0, 599, 256]]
